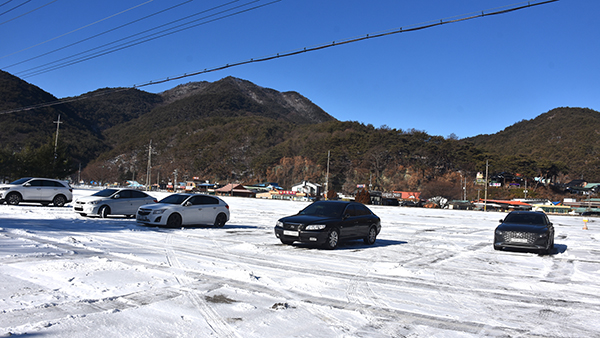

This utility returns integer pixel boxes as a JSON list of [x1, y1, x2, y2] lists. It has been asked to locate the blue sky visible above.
[[1, 0, 597, 138]]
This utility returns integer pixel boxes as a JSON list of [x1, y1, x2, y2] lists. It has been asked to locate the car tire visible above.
[[364, 225, 377, 245], [6, 192, 21, 206], [53, 195, 66, 207], [99, 206, 110, 218], [80, 213, 87, 217], [214, 213, 227, 227], [167, 213, 182, 228], [493, 245, 502, 251], [323, 228, 339, 250]]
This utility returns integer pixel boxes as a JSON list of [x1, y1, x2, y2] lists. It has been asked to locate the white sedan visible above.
[[136, 193, 230, 228], [74, 188, 157, 218]]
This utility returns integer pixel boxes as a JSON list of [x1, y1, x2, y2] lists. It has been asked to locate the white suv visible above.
[[0, 177, 73, 207]]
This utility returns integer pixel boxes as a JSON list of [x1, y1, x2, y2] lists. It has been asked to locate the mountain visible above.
[[0, 70, 108, 164], [2, 69, 599, 199], [465, 107, 600, 180]]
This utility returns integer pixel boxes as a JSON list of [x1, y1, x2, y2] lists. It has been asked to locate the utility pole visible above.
[[484, 159, 489, 212], [146, 140, 152, 191], [325, 150, 330, 200], [53, 114, 62, 156]]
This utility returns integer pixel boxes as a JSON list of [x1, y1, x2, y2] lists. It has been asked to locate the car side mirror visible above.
[[24, 183, 31, 187], [344, 214, 350, 219], [114, 194, 120, 199], [185, 201, 192, 207], [499, 219, 504, 223]]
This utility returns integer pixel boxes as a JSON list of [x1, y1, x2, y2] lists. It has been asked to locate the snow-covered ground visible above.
[[1, 189, 600, 337]]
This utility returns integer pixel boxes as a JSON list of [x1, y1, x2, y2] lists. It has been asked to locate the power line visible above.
[[132, 0, 559, 89], [0, 0, 30, 17], [0, 0, 155, 60], [0, 0, 57, 26], [2, 0, 196, 68], [15, 0, 253, 77], [0, 0, 559, 115], [16, 0, 267, 78]]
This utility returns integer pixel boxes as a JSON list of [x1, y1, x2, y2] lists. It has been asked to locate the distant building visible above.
[[291, 181, 322, 197], [215, 184, 256, 198]]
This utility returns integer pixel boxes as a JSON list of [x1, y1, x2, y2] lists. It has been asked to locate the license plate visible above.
[[137, 216, 149, 222], [283, 230, 299, 237], [510, 238, 527, 243]]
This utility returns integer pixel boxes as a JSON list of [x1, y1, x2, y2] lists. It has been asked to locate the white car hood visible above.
[[76, 196, 109, 203], [139, 203, 178, 210]]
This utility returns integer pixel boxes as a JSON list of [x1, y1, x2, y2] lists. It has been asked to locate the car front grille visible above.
[[283, 222, 303, 230], [138, 209, 151, 216], [502, 231, 538, 244]]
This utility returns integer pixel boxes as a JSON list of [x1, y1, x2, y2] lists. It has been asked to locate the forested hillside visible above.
[[466, 107, 600, 180], [1, 69, 597, 200]]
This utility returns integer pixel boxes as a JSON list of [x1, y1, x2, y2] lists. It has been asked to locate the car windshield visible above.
[[10, 178, 32, 185], [299, 202, 347, 218], [504, 213, 546, 225], [158, 194, 190, 204], [92, 189, 118, 197]]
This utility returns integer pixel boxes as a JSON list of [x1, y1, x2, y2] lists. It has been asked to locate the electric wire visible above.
[[0, 0, 30, 17], [2, 0, 197, 69], [0, 0, 155, 60], [15, 0, 253, 78], [0, 0, 559, 115], [0, 0, 57, 27], [0, 1, 16, 8]]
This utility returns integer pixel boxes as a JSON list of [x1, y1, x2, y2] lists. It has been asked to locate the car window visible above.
[[198, 195, 219, 205], [118, 190, 132, 198], [92, 189, 118, 197], [299, 202, 346, 218], [28, 180, 43, 187], [505, 213, 546, 225], [159, 194, 189, 204], [10, 178, 32, 185], [130, 190, 149, 198], [355, 204, 372, 216], [187, 196, 203, 205], [344, 204, 357, 217]]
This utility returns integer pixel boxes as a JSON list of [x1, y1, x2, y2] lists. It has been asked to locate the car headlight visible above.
[[88, 200, 99, 205], [153, 209, 167, 214], [539, 233, 548, 238], [305, 224, 326, 230], [495, 229, 503, 235], [0, 187, 9, 191], [276, 220, 284, 227]]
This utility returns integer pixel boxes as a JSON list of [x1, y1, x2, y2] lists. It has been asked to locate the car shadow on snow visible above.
[[497, 243, 568, 256], [288, 238, 408, 251]]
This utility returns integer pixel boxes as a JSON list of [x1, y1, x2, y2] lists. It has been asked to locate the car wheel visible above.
[[363, 225, 377, 245], [99, 206, 111, 218], [323, 228, 339, 250], [166, 213, 182, 228], [6, 193, 21, 205], [53, 195, 66, 207], [214, 213, 227, 227], [80, 213, 87, 217]]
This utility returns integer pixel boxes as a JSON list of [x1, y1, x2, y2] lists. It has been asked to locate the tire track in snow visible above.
[[163, 233, 239, 338]]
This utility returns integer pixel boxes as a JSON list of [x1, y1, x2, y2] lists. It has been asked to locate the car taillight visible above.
[[153, 199, 158, 203], [225, 204, 229, 209]]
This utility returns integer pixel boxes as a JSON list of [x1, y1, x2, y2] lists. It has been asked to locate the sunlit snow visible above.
[[1, 189, 599, 337]]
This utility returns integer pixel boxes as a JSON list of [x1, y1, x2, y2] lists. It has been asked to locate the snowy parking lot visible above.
[[1, 189, 600, 337]]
